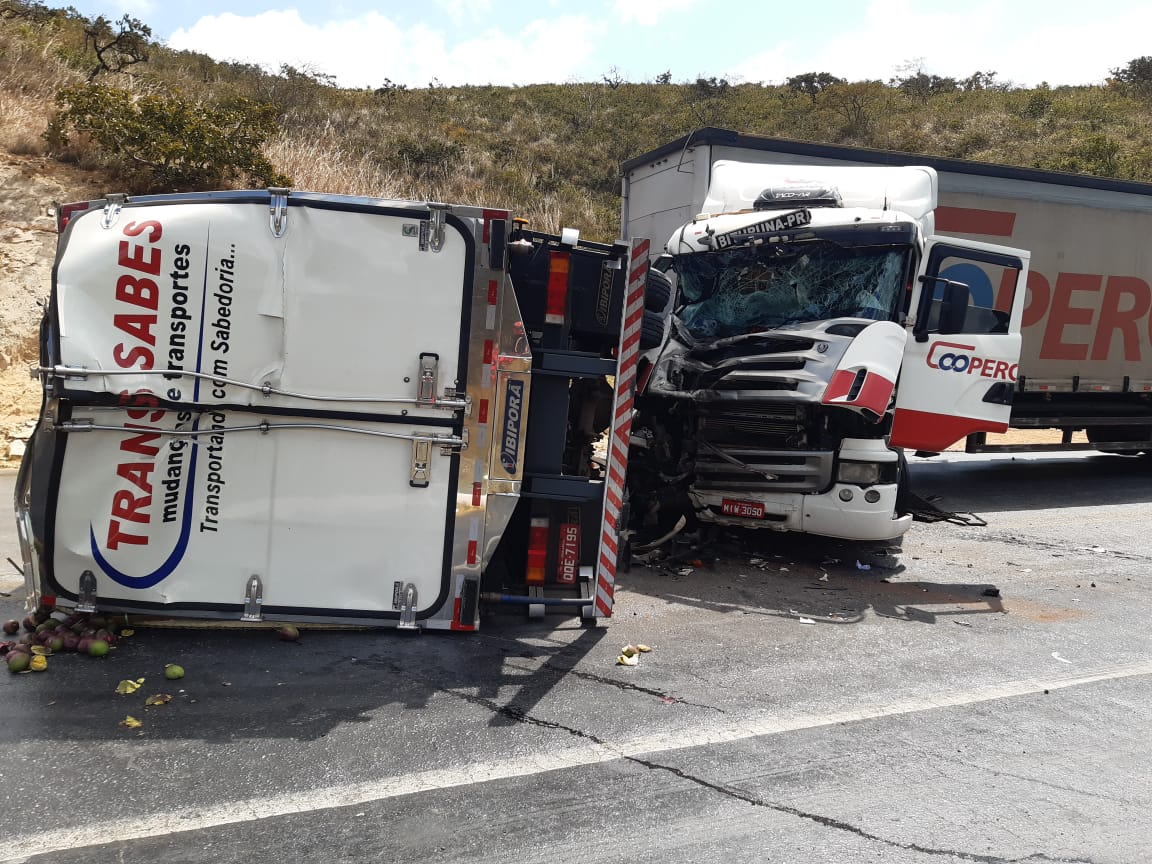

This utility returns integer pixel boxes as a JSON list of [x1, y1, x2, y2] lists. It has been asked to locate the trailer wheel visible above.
[[645, 269, 672, 313], [640, 310, 665, 350], [1086, 425, 1152, 455]]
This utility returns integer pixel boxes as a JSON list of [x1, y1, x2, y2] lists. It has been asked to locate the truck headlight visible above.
[[837, 461, 881, 485]]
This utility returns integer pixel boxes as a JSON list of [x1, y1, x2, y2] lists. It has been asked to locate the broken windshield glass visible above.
[[676, 241, 911, 340]]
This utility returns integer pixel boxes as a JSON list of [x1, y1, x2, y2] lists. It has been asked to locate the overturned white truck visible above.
[[15, 191, 645, 630], [623, 137, 1033, 542]]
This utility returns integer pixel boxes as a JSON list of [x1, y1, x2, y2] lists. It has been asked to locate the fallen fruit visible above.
[[164, 664, 185, 680], [115, 679, 144, 695], [22, 617, 37, 633], [7, 653, 30, 673], [88, 639, 110, 657], [277, 624, 300, 642], [29, 655, 47, 672], [621, 644, 638, 658], [144, 693, 172, 706], [120, 716, 142, 729], [2, 620, 18, 636], [616, 654, 639, 666], [636, 644, 652, 653]]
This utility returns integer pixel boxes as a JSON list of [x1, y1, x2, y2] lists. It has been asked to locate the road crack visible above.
[[375, 658, 1092, 864]]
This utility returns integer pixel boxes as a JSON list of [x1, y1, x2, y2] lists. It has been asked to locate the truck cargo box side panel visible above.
[[40, 198, 474, 620], [935, 190, 1152, 390]]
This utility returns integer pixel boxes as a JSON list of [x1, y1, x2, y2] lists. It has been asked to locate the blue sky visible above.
[[57, 0, 1152, 90]]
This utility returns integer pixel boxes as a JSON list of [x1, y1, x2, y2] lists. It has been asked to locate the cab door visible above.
[[890, 237, 1029, 452]]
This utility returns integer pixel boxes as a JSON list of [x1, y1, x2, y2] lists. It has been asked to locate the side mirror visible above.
[[652, 253, 674, 273]]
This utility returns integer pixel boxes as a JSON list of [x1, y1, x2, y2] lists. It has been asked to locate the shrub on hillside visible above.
[[46, 83, 290, 191]]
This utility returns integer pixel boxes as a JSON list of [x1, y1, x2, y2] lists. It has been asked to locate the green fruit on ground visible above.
[[88, 639, 110, 657], [2, 620, 18, 636], [277, 624, 300, 642], [47, 636, 65, 653], [7, 653, 30, 673], [164, 664, 185, 680]]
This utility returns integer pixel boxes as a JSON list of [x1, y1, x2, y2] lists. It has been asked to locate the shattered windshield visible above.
[[676, 241, 911, 339]]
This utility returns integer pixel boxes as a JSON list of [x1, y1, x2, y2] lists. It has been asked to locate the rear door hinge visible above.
[[100, 193, 128, 230], [241, 574, 264, 621], [420, 202, 450, 252], [269, 187, 290, 238]]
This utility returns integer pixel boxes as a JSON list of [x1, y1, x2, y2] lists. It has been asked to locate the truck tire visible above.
[[645, 269, 672, 312], [1086, 425, 1152, 455], [640, 310, 666, 350]]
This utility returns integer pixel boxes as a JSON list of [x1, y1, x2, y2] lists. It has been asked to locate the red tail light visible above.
[[56, 202, 91, 233], [545, 251, 570, 325], [526, 517, 549, 584]]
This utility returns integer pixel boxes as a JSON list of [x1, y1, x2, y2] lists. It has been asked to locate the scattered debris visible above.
[[953, 621, 972, 627], [1051, 652, 1072, 664], [115, 679, 144, 695], [797, 617, 816, 625], [144, 693, 172, 706], [119, 716, 142, 729], [675, 567, 694, 577], [633, 516, 687, 554], [616, 653, 639, 667], [855, 560, 871, 571]]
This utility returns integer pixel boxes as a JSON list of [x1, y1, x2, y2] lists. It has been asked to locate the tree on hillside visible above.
[[785, 72, 846, 102], [1110, 57, 1152, 96], [83, 14, 151, 81], [0, 0, 52, 21]]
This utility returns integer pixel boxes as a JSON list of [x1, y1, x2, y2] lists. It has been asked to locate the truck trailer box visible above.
[[15, 191, 644, 629]]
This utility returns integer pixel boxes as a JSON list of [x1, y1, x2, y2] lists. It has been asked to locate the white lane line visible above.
[[3, 659, 1151, 862]]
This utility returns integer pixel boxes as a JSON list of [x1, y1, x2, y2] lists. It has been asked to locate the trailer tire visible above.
[[645, 269, 672, 312], [1086, 425, 1152, 455], [640, 310, 665, 350]]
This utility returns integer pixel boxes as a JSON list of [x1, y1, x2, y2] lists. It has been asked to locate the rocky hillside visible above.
[[0, 153, 100, 468]]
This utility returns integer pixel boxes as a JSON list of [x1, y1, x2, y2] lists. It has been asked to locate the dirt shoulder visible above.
[[0, 152, 102, 468]]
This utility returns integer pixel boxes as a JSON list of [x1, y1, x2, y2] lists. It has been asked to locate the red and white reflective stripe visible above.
[[593, 238, 648, 617], [486, 278, 499, 330]]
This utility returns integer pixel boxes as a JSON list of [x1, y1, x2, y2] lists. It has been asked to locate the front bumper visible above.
[[691, 481, 910, 541]]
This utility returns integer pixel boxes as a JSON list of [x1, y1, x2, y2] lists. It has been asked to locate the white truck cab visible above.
[[629, 161, 1030, 541]]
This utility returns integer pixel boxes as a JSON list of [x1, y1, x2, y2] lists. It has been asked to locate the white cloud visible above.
[[432, 0, 494, 27], [726, 0, 1152, 87], [167, 10, 600, 87], [611, 0, 695, 27]]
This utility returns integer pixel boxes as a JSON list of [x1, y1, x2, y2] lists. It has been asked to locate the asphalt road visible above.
[[1, 453, 1150, 864]]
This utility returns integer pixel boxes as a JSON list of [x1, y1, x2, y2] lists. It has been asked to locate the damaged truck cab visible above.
[[629, 161, 1030, 541]]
